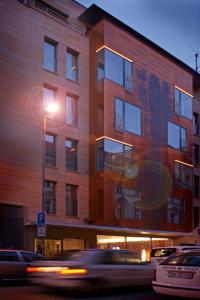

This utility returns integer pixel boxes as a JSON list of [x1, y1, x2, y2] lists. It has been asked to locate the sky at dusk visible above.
[[77, 0, 200, 71]]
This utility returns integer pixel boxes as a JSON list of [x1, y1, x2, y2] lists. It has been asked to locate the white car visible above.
[[27, 249, 155, 292], [152, 250, 200, 299], [150, 245, 200, 265]]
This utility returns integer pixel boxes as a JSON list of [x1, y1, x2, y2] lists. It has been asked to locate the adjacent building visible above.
[[0, 0, 199, 258]]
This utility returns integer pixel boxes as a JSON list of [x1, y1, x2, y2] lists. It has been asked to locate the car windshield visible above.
[[151, 248, 176, 258], [161, 252, 200, 266]]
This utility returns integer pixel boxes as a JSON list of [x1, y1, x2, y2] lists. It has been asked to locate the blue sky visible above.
[[77, 0, 200, 71]]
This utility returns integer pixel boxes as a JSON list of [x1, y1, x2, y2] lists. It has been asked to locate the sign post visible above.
[[37, 212, 46, 255]]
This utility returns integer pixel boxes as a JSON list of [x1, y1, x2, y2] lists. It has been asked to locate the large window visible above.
[[43, 180, 56, 214], [167, 198, 184, 224], [174, 161, 192, 190], [97, 47, 133, 92], [45, 134, 56, 167], [168, 121, 187, 151], [115, 186, 141, 220], [66, 48, 78, 81], [96, 138, 133, 174], [174, 87, 192, 120], [66, 95, 78, 126], [115, 98, 141, 135], [65, 185, 77, 217], [43, 38, 57, 72], [66, 138, 78, 171]]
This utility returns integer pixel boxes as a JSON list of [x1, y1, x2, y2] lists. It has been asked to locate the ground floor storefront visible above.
[[25, 223, 196, 259]]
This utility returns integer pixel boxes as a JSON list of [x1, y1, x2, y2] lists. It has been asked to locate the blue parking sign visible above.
[[38, 212, 46, 226]]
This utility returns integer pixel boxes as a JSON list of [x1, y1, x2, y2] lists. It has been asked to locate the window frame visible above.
[[65, 184, 78, 217], [97, 48, 133, 92], [65, 138, 78, 172], [66, 48, 79, 82], [45, 133, 56, 167], [43, 180, 56, 214], [174, 87, 192, 120], [168, 121, 187, 151], [115, 97, 141, 136], [43, 37, 57, 73]]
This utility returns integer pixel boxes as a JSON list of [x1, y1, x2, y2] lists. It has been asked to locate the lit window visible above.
[[43, 86, 56, 118], [65, 185, 77, 217], [66, 48, 78, 81], [43, 38, 57, 72]]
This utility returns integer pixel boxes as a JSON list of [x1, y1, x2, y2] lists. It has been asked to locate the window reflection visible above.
[[96, 138, 133, 174], [115, 98, 141, 135], [168, 121, 187, 151], [174, 88, 192, 120], [97, 48, 133, 92]]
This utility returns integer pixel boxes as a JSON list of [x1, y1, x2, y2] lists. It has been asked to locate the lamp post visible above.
[[41, 102, 59, 256]]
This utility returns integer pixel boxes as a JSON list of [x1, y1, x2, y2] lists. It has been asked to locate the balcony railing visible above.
[[18, 0, 86, 36]]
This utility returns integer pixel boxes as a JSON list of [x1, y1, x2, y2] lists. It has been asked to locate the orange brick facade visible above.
[[0, 0, 199, 255]]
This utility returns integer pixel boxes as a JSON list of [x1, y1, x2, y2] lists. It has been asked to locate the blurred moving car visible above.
[[152, 250, 200, 299], [150, 245, 200, 265], [27, 249, 155, 291], [0, 249, 45, 282]]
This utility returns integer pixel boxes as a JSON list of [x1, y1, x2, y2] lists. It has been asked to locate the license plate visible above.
[[168, 271, 194, 279]]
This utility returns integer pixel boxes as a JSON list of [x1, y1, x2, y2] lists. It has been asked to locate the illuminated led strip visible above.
[[96, 45, 133, 62], [174, 159, 193, 168], [96, 136, 133, 147], [59, 268, 88, 275], [174, 85, 193, 98]]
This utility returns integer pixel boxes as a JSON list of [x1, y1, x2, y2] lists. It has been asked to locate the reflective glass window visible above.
[[66, 48, 78, 81], [168, 122, 187, 151], [115, 98, 141, 135], [125, 102, 141, 135], [174, 88, 192, 120], [97, 48, 133, 92], [96, 138, 133, 174], [105, 49, 123, 85], [44, 38, 56, 72]]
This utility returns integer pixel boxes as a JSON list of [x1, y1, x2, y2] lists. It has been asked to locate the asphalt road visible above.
[[0, 285, 178, 300]]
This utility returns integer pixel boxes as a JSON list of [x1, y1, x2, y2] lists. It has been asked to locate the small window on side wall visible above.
[[66, 48, 79, 81]]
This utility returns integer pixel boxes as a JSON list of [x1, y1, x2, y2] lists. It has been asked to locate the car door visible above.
[[0, 251, 25, 281]]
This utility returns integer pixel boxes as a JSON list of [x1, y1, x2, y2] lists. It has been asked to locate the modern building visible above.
[[0, 0, 199, 258]]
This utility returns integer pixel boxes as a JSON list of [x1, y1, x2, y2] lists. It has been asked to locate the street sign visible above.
[[37, 212, 46, 237], [37, 226, 46, 237], [38, 212, 46, 226]]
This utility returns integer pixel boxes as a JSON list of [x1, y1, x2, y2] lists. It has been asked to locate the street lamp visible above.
[[41, 102, 59, 255]]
